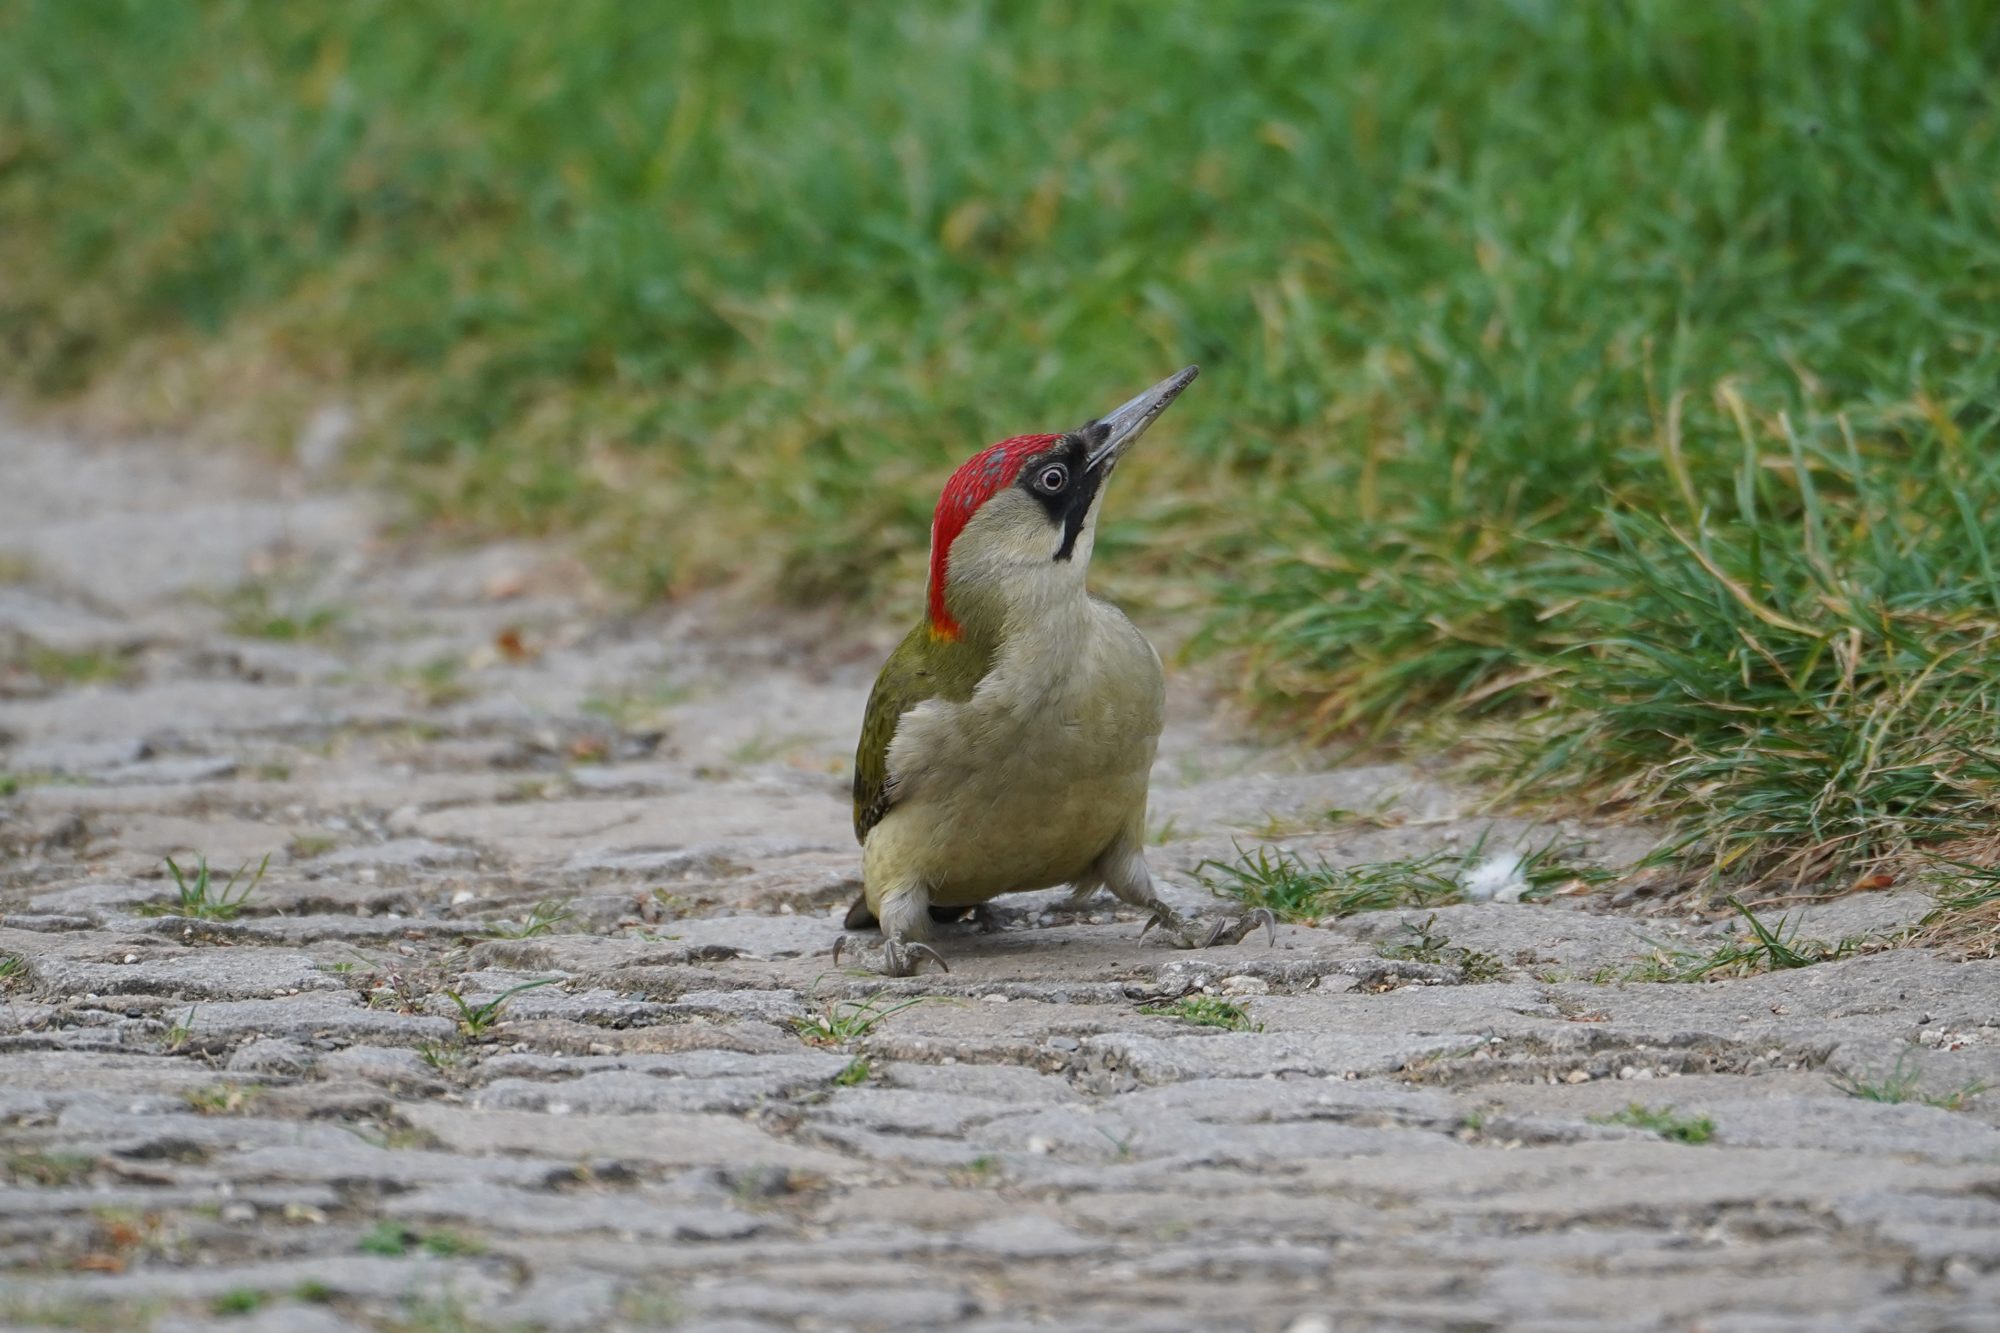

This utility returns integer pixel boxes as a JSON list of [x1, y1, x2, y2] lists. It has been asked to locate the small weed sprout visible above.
[[1097, 1126, 1138, 1159], [442, 977, 561, 1039], [417, 1040, 468, 1072], [7, 1151, 98, 1185], [214, 577, 341, 642], [362, 1221, 488, 1260], [1628, 897, 1863, 982], [478, 898, 575, 939], [790, 984, 927, 1046], [833, 1058, 872, 1086], [0, 954, 24, 987], [1139, 996, 1261, 1031], [211, 1288, 266, 1316], [418, 1229, 484, 1257], [1376, 913, 1506, 981], [142, 854, 269, 921], [396, 656, 471, 708], [1591, 1103, 1715, 1144], [357, 1220, 411, 1256], [1196, 843, 1463, 920], [1831, 1052, 1987, 1110], [185, 1083, 263, 1115], [163, 1006, 197, 1051]]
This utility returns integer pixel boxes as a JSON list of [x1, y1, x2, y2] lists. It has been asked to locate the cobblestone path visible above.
[[2, 418, 1997, 1332]]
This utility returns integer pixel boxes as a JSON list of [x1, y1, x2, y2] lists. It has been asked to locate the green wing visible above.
[[852, 622, 994, 843]]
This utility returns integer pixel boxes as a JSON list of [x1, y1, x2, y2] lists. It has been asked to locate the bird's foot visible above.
[[831, 935, 951, 977], [1138, 904, 1278, 950]]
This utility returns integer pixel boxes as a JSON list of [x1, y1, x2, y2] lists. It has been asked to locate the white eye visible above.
[[1036, 464, 1068, 493]]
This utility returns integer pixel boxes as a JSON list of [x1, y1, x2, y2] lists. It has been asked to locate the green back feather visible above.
[[852, 621, 995, 842]]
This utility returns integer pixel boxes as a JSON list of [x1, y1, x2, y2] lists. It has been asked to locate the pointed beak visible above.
[[1081, 365, 1199, 472]]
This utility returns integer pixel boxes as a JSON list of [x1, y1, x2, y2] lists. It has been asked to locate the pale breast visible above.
[[879, 602, 1164, 899]]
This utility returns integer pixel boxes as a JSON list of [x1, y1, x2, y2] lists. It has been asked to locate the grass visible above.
[[1375, 913, 1506, 982], [393, 656, 471, 709], [1911, 857, 2000, 958], [833, 1057, 872, 1087], [163, 1006, 197, 1052], [1196, 844, 1463, 921], [1830, 1052, 1987, 1110], [211, 1289, 266, 1317], [1138, 996, 1261, 1031], [416, 1039, 468, 1072], [1626, 896, 1865, 981], [0, 954, 24, 987], [1591, 1103, 1716, 1144], [13, 645, 130, 688], [581, 682, 691, 731], [215, 580, 342, 641], [288, 834, 336, 859], [440, 977, 560, 1039], [185, 1083, 263, 1115], [7, 1150, 97, 1185], [1196, 833, 1603, 920], [357, 1220, 484, 1259], [0, 1299, 164, 1332], [475, 897, 575, 939], [5, 4, 2000, 889], [1192, 824, 1600, 920], [790, 987, 928, 1046], [140, 853, 269, 920]]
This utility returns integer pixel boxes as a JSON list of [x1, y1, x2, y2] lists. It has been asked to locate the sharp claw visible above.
[[1139, 908, 1167, 940], [1202, 918, 1229, 948], [832, 936, 849, 966], [1252, 907, 1278, 947], [907, 943, 951, 974]]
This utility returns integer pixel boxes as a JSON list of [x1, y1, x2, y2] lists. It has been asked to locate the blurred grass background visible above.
[[4, 0, 1999, 888]]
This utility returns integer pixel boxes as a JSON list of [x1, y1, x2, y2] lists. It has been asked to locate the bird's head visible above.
[[924, 366, 1198, 640]]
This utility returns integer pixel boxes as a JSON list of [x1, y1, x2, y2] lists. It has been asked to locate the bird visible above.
[[836, 366, 1275, 975]]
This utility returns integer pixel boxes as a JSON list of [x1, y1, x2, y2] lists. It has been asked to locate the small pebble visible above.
[[983, 993, 1011, 1004], [1565, 1069, 1591, 1084], [1026, 1136, 1054, 1155], [1048, 1036, 1080, 1052], [123, 953, 138, 964]]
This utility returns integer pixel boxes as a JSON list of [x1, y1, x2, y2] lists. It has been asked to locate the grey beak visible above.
[[1082, 365, 1199, 472]]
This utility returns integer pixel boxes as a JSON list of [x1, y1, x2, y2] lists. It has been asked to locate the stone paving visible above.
[[2, 415, 1998, 1333]]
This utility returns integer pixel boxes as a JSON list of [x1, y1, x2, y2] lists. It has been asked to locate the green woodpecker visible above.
[[837, 366, 1275, 975]]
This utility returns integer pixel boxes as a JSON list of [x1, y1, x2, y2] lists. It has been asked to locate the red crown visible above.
[[927, 434, 1060, 638]]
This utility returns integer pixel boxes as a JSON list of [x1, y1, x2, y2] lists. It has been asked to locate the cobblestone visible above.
[[3, 415, 1998, 1330]]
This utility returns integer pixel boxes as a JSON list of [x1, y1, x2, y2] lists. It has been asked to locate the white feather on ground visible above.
[[1461, 850, 1530, 904]]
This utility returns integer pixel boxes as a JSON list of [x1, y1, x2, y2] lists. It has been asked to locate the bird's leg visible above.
[[832, 883, 951, 976], [1061, 869, 1107, 910], [1094, 837, 1277, 950]]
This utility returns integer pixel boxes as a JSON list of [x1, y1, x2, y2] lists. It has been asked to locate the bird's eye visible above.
[[1035, 464, 1068, 493]]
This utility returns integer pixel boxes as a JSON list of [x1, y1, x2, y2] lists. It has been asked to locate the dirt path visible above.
[[2, 416, 1996, 1332]]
